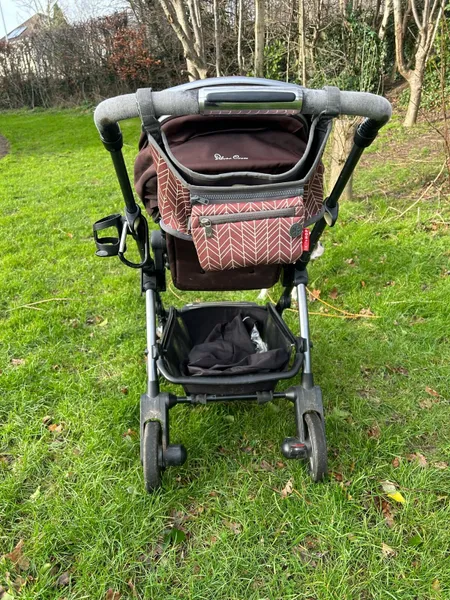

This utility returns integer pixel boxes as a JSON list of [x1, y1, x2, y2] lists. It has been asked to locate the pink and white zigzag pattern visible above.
[[150, 146, 191, 234], [151, 147, 323, 253], [191, 197, 305, 271], [303, 163, 324, 220]]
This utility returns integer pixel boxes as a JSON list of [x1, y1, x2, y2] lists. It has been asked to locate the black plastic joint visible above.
[[293, 268, 309, 286], [256, 391, 273, 404], [142, 275, 158, 292], [100, 123, 123, 151], [275, 293, 292, 314], [164, 444, 187, 467], [354, 118, 380, 149], [101, 136, 123, 152]]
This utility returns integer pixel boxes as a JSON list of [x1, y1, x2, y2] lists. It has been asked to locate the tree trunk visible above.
[[404, 73, 423, 126], [237, 0, 244, 74], [392, 0, 443, 127], [186, 58, 207, 80], [378, 0, 392, 41], [213, 0, 221, 76], [328, 118, 356, 200], [254, 0, 265, 77], [297, 0, 307, 84], [157, 0, 208, 80], [309, 0, 323, 69]]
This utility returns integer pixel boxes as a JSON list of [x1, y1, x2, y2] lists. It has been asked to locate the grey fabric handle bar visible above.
[[94, 85, 392, 139]]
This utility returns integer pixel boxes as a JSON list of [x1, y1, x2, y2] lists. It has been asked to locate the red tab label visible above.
[[302, 228, 310, 252]]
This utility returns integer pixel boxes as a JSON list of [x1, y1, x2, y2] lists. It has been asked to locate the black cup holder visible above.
[[93, 214, 123, 257]]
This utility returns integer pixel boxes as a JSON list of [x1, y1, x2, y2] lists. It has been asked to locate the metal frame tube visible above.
[[109, 149, 138, 215], [145, 289, 159, 397], [297, 284, 312, 378]]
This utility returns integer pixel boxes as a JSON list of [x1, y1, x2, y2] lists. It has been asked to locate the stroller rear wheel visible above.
[[143, 421, 163, 492], [304, 412, 327, 482]]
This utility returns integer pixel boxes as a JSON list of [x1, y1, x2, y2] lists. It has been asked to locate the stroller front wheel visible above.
[[143, 421, 163, 492], [304, 412, 328, 482]]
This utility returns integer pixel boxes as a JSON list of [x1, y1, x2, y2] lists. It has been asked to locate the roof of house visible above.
[[3, 13, 47, 43]]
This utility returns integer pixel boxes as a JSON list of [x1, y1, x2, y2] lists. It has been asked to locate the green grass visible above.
[[0, 108, 449, 600]]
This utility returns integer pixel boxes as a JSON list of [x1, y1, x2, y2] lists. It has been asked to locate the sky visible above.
[[0, 0, 123, 37], [0, 0, 33, 36]]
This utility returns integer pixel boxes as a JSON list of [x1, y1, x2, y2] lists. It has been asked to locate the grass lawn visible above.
[[0, 108, 449, 600]]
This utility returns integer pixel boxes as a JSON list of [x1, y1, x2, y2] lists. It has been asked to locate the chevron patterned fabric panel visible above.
[[191, 197, 305, 271]]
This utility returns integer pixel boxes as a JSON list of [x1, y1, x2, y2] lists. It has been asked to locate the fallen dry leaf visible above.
[[329, 287, 339, 300], [345, 258, 355, 265], [382, 500, 395, 528], [29, 486, 41, 502], [381, 480, 405, 504], [432, 461, 448, 470], [419, 398, 435, 409], [259, 460, 274, 472], [425, 386, 440, 398], [48, 423, 63, 433], [381, 480, 400, 493], [406, 452, 427, 468], [281, 479, 294, 498], [224, 521, 242, 535], [42, 415, 52, 425], [3, 540, 30, 571], [330, 471, 343, 482], [381, 542, 396, 558], [373, 496, 395, 528], [127, 580, 138, 598], [56, 572, 70, 587], [367, 424, 381, 439], [309, 288, 321, 301], [392, 457, 400, 468], [388, 491, 406, 504], [359, 308, 374, 316], [104, 589, 121, 600], [432, 579, 441, 591], [122, 429, 137, 438], [120, 387, 129, 395], [10, 358, 25, 366], [360, 280, 366, 287], [12, 575, 26, 592], [386, 365, 409, 376]]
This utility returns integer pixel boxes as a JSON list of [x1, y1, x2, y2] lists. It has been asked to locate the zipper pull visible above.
[[199, 217, 213, 238], [191, 194, 209, 205]]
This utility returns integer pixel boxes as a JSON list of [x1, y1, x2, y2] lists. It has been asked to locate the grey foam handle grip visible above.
[[94, 86, 392, 139], [94, 90, 199, 137], [302, 89, 392, 124]]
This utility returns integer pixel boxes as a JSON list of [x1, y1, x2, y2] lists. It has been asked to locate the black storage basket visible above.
[[157, 302, 303, 395]]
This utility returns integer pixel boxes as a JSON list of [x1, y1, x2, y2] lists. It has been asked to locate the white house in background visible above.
[[2, 13, 47, 43]]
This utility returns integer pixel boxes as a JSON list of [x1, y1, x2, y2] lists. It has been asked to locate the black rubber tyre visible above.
[[143, 421, 162, 492], [304, 412, 328, 482]]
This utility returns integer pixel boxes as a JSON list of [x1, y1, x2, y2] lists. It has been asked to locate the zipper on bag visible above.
[[198, 207, 297, 238], [191, 188, 303, 204]]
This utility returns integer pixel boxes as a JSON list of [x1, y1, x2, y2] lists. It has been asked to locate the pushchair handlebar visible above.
[[94, 83, 392, 141]]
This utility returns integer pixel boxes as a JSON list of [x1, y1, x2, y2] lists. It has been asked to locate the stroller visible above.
[[92, 77, 391, 492]]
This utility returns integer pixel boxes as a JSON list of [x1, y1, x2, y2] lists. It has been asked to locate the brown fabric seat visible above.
[[166, 235, 281, 291]]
